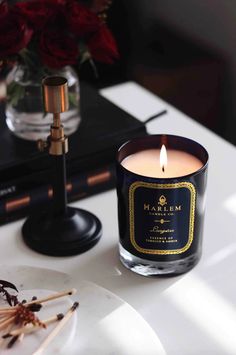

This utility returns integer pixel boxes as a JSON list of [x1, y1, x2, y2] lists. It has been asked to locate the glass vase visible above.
[[5, 65, 81, 141]]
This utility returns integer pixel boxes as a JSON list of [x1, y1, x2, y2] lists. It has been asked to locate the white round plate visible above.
[[0, 265, 165, 355]]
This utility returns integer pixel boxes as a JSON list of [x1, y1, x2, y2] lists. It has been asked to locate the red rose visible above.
[[0, 11, 33, 59], [67, 1, 101, 38], [87, 25, 119, 64], [89, 0, 110, 14], [15, 0, 63, 30], [39, 29, 78, 69]]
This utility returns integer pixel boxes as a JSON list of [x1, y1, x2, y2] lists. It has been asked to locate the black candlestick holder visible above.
[[22, 76, 102, 256]]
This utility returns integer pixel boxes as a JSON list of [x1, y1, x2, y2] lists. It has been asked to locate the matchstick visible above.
[[7, 335, 18, 349], [18, 332, 24, 342], [3, 313, 64, 338], [0, 322, 14, 347], [0, 309, 15, 315], [0, 315, 15, 331], [0, 306, 16, 312], [0, 288, 77, 312], [0, 314, 15, 327], [32, 302, 79, 355], [23, 289, 77, 307]]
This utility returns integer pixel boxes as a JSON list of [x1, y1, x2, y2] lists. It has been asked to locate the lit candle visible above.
[[116, 134, 209, 277], [121, 145, 203, 178]]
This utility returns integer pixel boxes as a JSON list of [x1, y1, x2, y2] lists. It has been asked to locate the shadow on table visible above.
[[68, 243, 181, 301]]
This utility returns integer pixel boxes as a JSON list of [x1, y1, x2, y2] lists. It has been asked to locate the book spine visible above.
[[0, 164, 116, 225]]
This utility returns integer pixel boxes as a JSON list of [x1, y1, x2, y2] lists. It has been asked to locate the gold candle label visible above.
[[129, 181, 196, 255]]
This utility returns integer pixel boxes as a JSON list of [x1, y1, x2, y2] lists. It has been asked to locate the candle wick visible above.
[[162, 165, 165, 173]]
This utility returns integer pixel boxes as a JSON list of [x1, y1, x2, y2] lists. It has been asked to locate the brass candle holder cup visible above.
[[22, 76, 102, 256]]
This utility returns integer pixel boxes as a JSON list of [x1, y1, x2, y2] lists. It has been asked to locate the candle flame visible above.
[[160, 144, 167, 172]]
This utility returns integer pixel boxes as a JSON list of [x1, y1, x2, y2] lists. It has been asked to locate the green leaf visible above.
[[68, 92, 79, 108], [7, 82, 25, 107]]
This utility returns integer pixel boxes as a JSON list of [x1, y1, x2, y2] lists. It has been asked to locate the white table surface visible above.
[[1, 82, 236, 355]]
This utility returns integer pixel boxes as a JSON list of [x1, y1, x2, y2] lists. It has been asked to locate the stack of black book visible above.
[[0, 82, 147, 224]]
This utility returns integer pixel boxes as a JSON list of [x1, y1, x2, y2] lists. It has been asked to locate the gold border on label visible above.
[[129, 181, 196, 255]]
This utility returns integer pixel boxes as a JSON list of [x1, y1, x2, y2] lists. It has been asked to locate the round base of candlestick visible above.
[[119, 244, 201, 277], [22, 207, 102, 256]]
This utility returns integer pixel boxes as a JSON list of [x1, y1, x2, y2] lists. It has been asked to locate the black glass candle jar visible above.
[[116, 134, 208, 277]]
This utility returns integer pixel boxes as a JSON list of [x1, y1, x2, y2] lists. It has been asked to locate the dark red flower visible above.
[[89, 0, 111, 14], [0, 10, 33, 59], [67, 1, 101, 38], [39, 29, 79, 69], [15, 0, 64, 30], [87, 25, 119, 64]]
